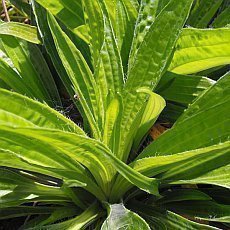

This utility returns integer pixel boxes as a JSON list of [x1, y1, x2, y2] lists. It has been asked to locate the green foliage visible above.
[[0, 0, 229, 229]]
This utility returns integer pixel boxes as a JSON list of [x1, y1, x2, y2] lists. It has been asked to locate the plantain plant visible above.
[[0, 0, 230, 229]]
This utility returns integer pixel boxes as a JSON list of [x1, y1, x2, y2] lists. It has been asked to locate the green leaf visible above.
[[0, 58, 34, 97], [0, 88, 84, 134], [1, 37, 53, 105], [32, 2, 86, 119], [0, 123, 159, 199], [27, 202, 103, 230], [103, 97, 120, 147], [187, 0, 223, 28], [0, 22, 41, 44], [30, 207, 81, 227], [156, 72, 214, 105], [47, 12, 103, 139], [22, 43, 62, 106], [81, 0, 104, 67], [101, 203, 150, 230], [175, 164, 230, 188], [111, 142, 230, 201], [157, 189, 212, 204], [129, 0, 159, 68], [0, 127, 106, 202], [132, 88, 165, 153], [169, 28, 230, 74], [177, 71, 230, 123], [0, 169, 70, 208], [115, 0, 137, 70], [0, 206, 55, 220], [118, 0, 193, 161], [95, 2, 124, 112], [163, 201, 230, 223], [139, 72, 230, 159], [212, 7, 230, 27], [130, 201, 217, 229], [35, 0, 84, 33]]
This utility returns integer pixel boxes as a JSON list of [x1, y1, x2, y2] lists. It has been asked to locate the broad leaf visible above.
[[169, 28, 230, 74], [139, 72, 230, 158]]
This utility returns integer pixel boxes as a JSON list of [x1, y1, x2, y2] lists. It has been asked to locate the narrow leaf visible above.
[[0, 22, 41, 44]]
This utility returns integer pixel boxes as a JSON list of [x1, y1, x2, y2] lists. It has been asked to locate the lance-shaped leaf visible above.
[[0, 126, 106, 201], [0, 37, 57, 106], [0, 169, 71, 208], [212, 7, 230, 27], [47, 13, 103, 139], [0, 22, 41, 44], [0, 206, 57, 220], [187, 0, 223, 28], [0, 124, 159, 199], [103, 97, 120, 147], [101, 203, 150, 230], [0, 58, 34, 97], [115, 0, 137, 70], [156, 72, 215, 105], [129, 0, 160, 68], [95, 1, 124, 113], [32, 2, 89, 127], [81, 0, 104, 67], [169, 28, 230, 74], [174, 164, 230, 189], [163, 201, 230, 223], [0, 88, 84, 134], [139, 72, 230, 159], [130, 201, 217, 229], [25, 202, 103, 230], [156, 189, 213, 204], [35, 0, 84, 34], [117, 0, 193, 161], [111, 142, 230, 201]]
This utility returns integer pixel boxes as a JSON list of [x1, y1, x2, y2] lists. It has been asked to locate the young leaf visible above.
[[117, 0, 194, 161], [139, 72, 230, 159], [101, 203, 150, 229]]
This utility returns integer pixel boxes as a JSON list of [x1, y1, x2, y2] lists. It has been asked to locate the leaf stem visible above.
[[2, 0, 10, 22]]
